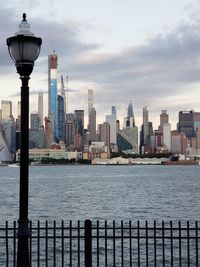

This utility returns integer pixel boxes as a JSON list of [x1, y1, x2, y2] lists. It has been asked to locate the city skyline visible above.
[[0, 1, 200, 129]]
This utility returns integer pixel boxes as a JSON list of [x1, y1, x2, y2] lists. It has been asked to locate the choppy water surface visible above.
[[0, 165, 199, 223]]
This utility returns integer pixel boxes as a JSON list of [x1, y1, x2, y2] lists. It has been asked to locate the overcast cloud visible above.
[[0, 2, 200, 128]]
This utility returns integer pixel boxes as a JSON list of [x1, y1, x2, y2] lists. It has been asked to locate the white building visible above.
[[163, 123, 171, 151], [1, 100, 12, 120]]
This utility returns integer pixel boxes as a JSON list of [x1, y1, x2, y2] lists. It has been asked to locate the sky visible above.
[[1, 0, 200, 129]]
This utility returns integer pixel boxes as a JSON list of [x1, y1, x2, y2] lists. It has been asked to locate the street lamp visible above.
[[7, 13, 42, 267]]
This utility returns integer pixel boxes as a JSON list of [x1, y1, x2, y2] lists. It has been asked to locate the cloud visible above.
[[0, 7, 98, 70], [61, 18, 200, 114], [1, 4, 200, 129]]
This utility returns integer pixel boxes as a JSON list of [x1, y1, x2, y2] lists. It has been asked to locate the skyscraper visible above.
[[48, 51, 58, 141], [171, 131, 187, 154], [65, 113, 78, 148], [57, 95, 65, 141], [142, 106, 149, 145], [159, 110, 169, 132], [30, 113, 40, 130], [128, 101, 135, 125], [124, 101, 135, 128], [178, 110, 200, 139], [88, 89, 93, 116], [98, 122, 110, 146], [88, 107, 96, 142], [75, 110, 84, 136], [106, 106, 117, 145], [140, 106, 153, 153], [44, 117, 52, 148], [1, 100, 12, 120], [88, 89, 94, 132], [60, 75, 66, 114], [118, 101, 138, 153], [38, 92, 43, 127], [163, 123, 171, 151]]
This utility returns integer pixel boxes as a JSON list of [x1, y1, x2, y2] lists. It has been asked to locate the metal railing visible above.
[[0, 220, 199, 266]]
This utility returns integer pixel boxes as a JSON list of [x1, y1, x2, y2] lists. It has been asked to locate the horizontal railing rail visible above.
[[0, 220, 199, 266]]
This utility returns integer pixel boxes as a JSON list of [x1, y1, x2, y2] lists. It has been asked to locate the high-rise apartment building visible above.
[[38, 92, 43, 127], [48, 51, 58, 141], [106, 106, 117, 145], [171, 130, 187, 154], [44, 117, 52, 148], [88, 107, 96, 142], [98, 122, 110, 146], [140, 106, 154, 153], [159, 110, 169, 132], [1, 100, 12, 120], [30, 113, 40, 130], [140, 106, 148, 152], [65, 113, 78, 148], [57, 95, 65, 141], [163, 123, 171, 151], [142, 106, 149, 144], [178, 110, 200, 139], [30, 112, 46, 149], [75, 110, 84, 136]]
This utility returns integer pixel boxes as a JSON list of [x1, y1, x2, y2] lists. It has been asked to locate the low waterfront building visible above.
[[92, 157, 169, 165], [16, 149, 82, 162], [91, 157, 129, 165], [83, 141, 110, 160]]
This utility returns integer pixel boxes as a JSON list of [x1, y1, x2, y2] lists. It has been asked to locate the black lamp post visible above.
[[7, 14, 42, 267]]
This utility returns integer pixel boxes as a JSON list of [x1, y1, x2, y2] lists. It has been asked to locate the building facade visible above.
[[158, 110, 169, 133], [1, 100, 12, 121], [30, 113, 40, 130], [88, 107, 96, 142], [48, 52, 58, 141], [163, 123, 171, 151], [178, 110, 200, 139], [75, 110, 84, 136], [38, 92, 43, 127], [106, 106, 117, 146], [98, 122, 110, 146], [57, 95, 65, 141]]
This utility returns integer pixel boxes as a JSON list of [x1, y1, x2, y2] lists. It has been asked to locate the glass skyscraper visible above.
[[48, 51, 58, 141]]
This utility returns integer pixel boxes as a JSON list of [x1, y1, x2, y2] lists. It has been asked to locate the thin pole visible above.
[[17, 76, 30, 267]]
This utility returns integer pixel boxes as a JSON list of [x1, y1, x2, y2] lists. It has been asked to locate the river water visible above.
[[0, 165, 200, 223]]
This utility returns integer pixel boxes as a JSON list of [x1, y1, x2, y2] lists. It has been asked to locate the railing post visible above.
[[85, 219, 92, 267]]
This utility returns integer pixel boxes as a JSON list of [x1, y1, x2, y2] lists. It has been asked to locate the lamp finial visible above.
[[22, 13, 26, 21]]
